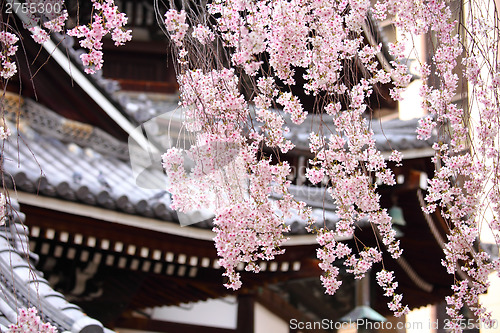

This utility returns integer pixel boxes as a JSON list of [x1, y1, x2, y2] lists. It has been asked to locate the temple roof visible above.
[[2, 92, 435, 235], [0, 200, 113, 333], [2, 93, 176, 225]]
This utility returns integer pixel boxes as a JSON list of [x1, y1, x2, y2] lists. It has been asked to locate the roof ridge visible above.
[[2, 92, 129, 160]]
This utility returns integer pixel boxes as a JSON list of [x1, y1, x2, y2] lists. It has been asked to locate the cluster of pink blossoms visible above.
[[164, 9, 190, 66], [212, 159, 300, 289], [390, 0, 500, 327], [164, 10, 189, 47], [161, 0, 500, 326], [376, 270, 408, 317], [67, 0, 131, 74], [316, 231, 351, 295], [27, 1, 68, 45], [192, 24, 215, 45], [163, 0, 409, 316], [0, 31, 19, 79], [2, 0, 131, 77], [7, 307, 57, 333], [161, 65, 311, 289]]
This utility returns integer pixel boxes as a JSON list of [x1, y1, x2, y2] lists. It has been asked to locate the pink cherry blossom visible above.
[[7, 308, 57, 333]]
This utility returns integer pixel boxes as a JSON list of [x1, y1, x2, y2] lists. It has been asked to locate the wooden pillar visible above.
[[237, 293, 255, 333]]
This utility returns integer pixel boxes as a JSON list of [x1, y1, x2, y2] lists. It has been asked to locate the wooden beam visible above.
[[18, 193, 321, 247]]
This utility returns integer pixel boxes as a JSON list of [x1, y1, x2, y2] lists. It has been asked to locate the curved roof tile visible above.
[[0, 200, 113, 332]]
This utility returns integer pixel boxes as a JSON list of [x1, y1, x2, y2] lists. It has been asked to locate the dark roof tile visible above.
[[0, 199, 113, 332]]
